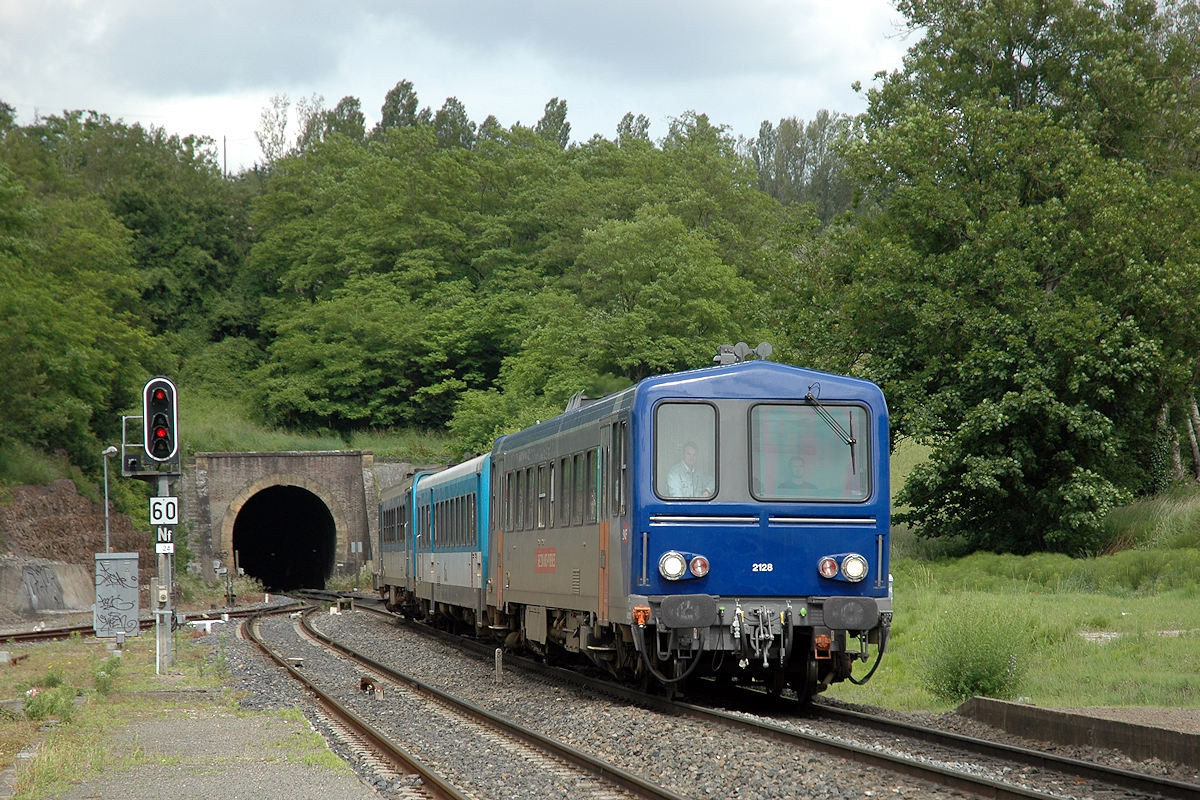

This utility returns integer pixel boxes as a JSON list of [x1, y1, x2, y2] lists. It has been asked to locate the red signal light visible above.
[[142, 377, 178, 462]]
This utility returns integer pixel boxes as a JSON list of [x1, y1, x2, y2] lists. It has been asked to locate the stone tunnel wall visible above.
[[183, 451, 372, 581]]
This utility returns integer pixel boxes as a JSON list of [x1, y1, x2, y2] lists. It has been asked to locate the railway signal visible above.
[[142, 377, 179, 463]]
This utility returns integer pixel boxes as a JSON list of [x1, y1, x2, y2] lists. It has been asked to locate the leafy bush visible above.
[[93, 655, 122, 695], [920, 601, 1028, 703], [32, 668, 64, 689], [23, 685, 77, 721]]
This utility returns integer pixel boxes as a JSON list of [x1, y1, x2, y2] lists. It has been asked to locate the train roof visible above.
[[493, 360, 885, 454], [415, 452, 489, 490]]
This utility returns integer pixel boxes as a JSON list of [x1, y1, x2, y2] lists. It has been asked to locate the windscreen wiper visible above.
[[805, 383, 857, 474]]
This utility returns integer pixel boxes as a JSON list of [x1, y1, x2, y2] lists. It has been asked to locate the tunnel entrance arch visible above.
[[220, 473, 347, 592], [232, 485, 335, 591]]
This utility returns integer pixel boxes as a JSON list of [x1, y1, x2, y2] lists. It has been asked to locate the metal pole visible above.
[[102, 446, 117, 552], [156, 474, 173, 673]]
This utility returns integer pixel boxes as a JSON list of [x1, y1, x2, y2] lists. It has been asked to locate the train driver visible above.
[[666, 441, 715, 498]]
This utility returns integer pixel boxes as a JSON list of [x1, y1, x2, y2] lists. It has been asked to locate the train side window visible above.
[[537, 463, 548, 528], [501, 472, 511, 534], [559, 456, 571, 526], [468, 494, 477, 547], [655, 403, 717, 500], [524, 467, 534, 530], [613, 420, 627, 517], [515, 470, 525, 531], [443, 500, 449, 548], [432, 501, 440, 549], [548, 461, 556, 528], [573, 453, 585, 525], [585, 449, 598, 524], [452, 496, 459, 547]]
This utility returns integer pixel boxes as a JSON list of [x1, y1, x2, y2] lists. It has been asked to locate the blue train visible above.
[[376, 359, 892, 698]]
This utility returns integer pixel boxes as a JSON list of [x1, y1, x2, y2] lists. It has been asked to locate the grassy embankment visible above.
[[826, 443, 1200, 710]]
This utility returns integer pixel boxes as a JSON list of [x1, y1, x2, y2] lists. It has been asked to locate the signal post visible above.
[[122, 376, 181, 674]]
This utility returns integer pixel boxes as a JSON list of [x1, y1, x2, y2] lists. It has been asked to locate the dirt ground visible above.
[[0, 480, 149, 566]]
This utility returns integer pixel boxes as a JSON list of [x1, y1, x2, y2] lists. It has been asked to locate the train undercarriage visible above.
[[381, 584, 889, 700]]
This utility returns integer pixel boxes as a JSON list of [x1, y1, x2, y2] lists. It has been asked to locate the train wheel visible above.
[[789, 656, 819, 704]]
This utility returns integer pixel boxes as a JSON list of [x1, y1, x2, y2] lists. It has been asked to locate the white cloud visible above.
[[0, 0, 909, 171]]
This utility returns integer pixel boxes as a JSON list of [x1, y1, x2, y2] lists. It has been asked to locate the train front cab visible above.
[[626, 362, 892, 697]]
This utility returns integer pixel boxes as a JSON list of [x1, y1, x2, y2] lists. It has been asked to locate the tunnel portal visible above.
[[232, 485, 336, 591]]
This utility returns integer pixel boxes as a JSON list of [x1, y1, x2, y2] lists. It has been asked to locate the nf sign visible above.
[[149, 496, 179, 526], [155, 525, 175, 554]]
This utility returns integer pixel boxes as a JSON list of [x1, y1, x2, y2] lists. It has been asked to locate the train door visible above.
[[599, 416, 629, 624]]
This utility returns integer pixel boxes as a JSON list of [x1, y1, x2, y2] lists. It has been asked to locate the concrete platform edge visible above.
[[956, 696, 1199, 769]]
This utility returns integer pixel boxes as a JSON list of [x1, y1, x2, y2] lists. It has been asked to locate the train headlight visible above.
[[659, 551, 688, 580], [688, 555, 710, 578], [841, 553, 869, 582], [818, 556, 839, 579]]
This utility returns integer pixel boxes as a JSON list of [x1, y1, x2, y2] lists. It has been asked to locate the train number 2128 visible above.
[[751, 562, 774, 572]]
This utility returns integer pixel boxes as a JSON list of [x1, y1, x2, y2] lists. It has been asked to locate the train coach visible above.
[[377, 358, 892, 699]]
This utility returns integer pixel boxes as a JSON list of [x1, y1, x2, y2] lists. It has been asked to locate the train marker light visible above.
[[142, 377, 179, 462], [688, 555, 710, 577], [818, 556, 839, 579]]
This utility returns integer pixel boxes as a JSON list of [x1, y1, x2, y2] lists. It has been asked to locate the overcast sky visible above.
[[1, 1, 913, 173]]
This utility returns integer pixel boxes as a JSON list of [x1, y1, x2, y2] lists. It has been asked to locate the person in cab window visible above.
[[666, 441, 713, 498], [778, 455, 818, 497]]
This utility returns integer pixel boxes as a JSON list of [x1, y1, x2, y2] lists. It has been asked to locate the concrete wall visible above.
[[0, 557, 94, 613]]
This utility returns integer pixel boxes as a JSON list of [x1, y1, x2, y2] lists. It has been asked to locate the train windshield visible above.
[[655, 403, 717, 500], [750, 404, 870, 502]]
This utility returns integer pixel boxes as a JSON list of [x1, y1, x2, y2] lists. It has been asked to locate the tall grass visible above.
[[1102, 484, 1200, 551], [0, 441, 65, 488], [180, 392, 458, 462]]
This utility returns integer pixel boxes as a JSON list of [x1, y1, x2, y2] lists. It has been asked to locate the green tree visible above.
[[0, 162, 154, 463], [839, 0, 1200, 553], [374, 79, 432, 137], [616, 112, 651, 145], [535, 98, 571, 149], [433, 97, 477, 149], [750, 110, 854, 222]]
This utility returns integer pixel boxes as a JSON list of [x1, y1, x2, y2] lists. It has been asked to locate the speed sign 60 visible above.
[[149, 496, 179, 526]]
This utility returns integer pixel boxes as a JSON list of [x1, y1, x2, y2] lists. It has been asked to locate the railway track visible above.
[[248, 604, 689, 800], [313, 594, 1197, 800], [0, 605, 269, 645]]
